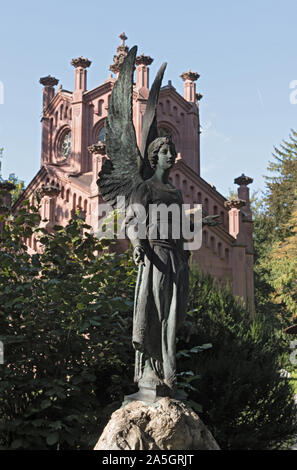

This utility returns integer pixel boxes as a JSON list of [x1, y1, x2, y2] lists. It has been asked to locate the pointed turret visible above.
[[109, 32, 129, 75]]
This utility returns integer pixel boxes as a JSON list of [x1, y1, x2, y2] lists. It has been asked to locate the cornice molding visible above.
[[203, 221, 235, 244], [180, 70, 200, 82], [174, 160, 228, 206], [43, 92, 72, 117], [39, 75, 59, 87], [159, 87, 194, 112], [71, 56, 91, 69], [83, 80, 114, 102], [12, 166, 48, 209]]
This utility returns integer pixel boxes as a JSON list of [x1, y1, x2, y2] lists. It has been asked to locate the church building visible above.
[[12, 33, 255, 314]]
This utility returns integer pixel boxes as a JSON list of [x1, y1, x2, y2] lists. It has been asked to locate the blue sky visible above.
[[0, 0, 297, 198]]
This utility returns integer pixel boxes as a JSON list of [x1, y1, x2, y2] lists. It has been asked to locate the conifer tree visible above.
[[253, 130, 297, 321], [0, 147, 3, 178], [265, 200, 297, 320], [265, 129, 297, 240]]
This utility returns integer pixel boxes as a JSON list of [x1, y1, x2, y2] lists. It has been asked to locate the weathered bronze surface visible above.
[[97, 46, 218, 403]]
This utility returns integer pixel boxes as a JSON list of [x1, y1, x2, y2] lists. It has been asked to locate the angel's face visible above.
[[157, 143, 176, 171]]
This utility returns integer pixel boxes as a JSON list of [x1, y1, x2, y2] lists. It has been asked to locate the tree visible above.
[[0, 148, 3, 177], [251, 194, 285, 325], [7, 173, 25, 204], [265, 129, 297, 241], [177, 267, 297, 450], [0, 197, 296, 450], [264, 201, 297, 320], [0, 199, 136, 449], [0, 147, 25, 203], [253, 130, 297, 323]]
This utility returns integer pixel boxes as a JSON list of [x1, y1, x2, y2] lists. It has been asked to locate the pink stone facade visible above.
[[14, 34, 255, 314]]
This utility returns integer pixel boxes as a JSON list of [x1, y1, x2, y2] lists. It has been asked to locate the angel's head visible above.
[[147, 137, 177, 172]]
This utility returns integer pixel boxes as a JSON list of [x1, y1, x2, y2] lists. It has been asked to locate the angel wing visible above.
[[140, 62, 167, 180], [97, 46, 143, 208]]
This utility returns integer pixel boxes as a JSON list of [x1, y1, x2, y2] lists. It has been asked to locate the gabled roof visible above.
[[44, 90, 72, 117], [160, 85, 195, 112], [84, 79, 115, 102], [174, 159, 227, 205], [12, 163, 93, 212], [12, 166, 48, 210]]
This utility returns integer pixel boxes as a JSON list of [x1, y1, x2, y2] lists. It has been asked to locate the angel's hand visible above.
[[133, 246, 145, 266], [202, 215, 221, 227]]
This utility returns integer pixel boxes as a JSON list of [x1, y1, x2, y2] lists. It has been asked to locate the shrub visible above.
[[0, 200, 136, 449], [1, 199, 296, 450], [177, 267, 297, 449]]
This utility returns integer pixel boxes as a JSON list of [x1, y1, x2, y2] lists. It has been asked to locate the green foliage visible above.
[[263, 203, 297, 319], [253, 130, 297, 323], [0, 147, 25, 202], [7, 173, 25, 204], [251, 194, 285, 325], [0, 200, 136, 449], [289, 370, 297, 395], [265, 129, 297, 241], [177, 267, 297, 450], [0, 148, 3, 176], [1, 197, 296, 450]]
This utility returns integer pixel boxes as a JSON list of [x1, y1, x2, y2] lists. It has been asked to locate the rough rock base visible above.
[[94, 397, 220, 450]]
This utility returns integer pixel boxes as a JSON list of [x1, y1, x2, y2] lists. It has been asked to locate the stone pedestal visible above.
[[94, 397, 220, 450]]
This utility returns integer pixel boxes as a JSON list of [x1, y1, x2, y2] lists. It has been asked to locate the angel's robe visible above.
[[125, 178, 189, 391]]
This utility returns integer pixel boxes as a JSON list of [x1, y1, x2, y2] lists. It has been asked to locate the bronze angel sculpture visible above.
[[98, 46, 217, 403]]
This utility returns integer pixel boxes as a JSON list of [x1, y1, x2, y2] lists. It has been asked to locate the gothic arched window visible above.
[[98, 100, 104, 116], [58, 130, 71, 159], [97, 126, 106, 143]]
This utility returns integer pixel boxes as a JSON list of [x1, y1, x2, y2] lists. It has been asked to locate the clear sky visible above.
[[0, 0, 297, 198]]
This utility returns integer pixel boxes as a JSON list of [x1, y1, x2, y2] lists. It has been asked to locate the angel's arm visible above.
[[185, 207, 221, 231], [124, 182, 150, 265]]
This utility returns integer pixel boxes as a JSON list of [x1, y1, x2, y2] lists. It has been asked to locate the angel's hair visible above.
[[147, 137, 177, 169]]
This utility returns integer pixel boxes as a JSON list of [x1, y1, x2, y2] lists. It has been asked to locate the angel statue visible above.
[[98, 46, 218, 403]]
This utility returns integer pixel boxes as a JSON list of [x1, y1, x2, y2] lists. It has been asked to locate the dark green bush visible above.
[[0, 200, 136, 449], [177, 266, 297, 450], [1, 199, 296, 450]]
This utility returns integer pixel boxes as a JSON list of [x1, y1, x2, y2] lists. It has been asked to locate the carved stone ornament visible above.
[[109, 32, 129, 74], [117, 31, 128, 53], [180, 70, 200, 82], [39, 75, 59, 87], [70, 56, 92, 69], [136, 54, 154, 67], [234, 173, 254, 186], [110, 51, 131, 74], [88, 142, 106, 155], [40, 184, 60, 198], [224, 198, 246, 210]]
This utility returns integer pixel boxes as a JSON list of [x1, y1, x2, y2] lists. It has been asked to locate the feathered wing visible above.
[[140, 62, 167, 179], [97, 46, 143, 208]]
